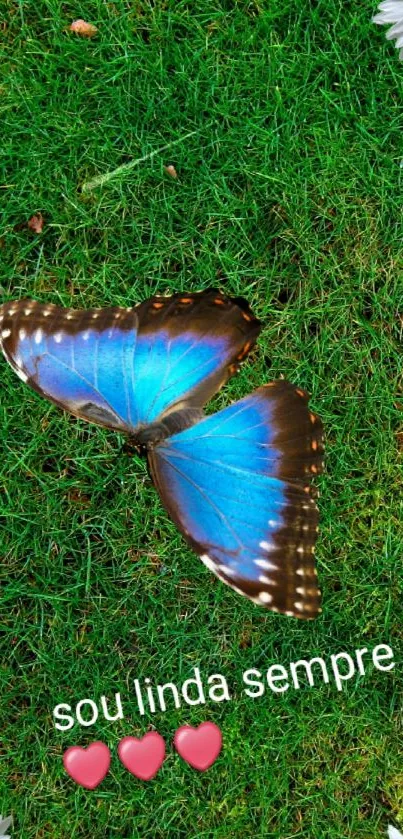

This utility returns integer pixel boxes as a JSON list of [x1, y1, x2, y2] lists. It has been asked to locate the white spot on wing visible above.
[[2, 329, 11, 338], [54, 332, 63, 343], [219, 565, 236, 578], [231, 585, 247, 597], [259, 540, 274, 552], [257, 591, 273, 604], [200, 554, 217, 573], [16, 368, 28, 383], [255, 558, 278, 572], [34, 328, 43, 344]]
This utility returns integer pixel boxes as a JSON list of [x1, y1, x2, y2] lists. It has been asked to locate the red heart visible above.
[[118, 732, 165, 781], [63, 741, 111, 789], [174, 722, 222, 771]]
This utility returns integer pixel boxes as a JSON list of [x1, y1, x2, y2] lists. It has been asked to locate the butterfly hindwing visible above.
[[0, 291, 260, 433], [149, 381, 324, 619]]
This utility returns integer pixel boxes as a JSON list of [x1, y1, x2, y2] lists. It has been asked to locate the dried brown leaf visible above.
[[164, 164, 178, 179], [69, 19, 98, 37], [27, 213, 44, 233]]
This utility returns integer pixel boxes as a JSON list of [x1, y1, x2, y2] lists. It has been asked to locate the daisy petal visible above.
[[372, 1, 403, 56], [0, 813, 12, 834], [372, 1, 403, 22], [377, 0, 403, 12], [386, 20, 403, 36]]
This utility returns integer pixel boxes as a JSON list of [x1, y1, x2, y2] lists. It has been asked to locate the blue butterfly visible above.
[[0, 290, 323, 618]]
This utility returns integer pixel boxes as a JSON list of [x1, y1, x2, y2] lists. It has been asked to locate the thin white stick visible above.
[[81, 128, 201, 193]]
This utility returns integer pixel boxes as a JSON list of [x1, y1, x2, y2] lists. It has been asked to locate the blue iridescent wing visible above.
[[0, 291, 260, 433], [149, 381, 324, 619]]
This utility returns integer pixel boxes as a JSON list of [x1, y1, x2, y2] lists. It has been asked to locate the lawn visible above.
[[0, 1, 402, 837]]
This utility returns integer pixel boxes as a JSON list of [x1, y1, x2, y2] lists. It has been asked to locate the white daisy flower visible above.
[[388, 826, 403, 839], [373, 1, 403, 59], [0, 814, 12, 839]]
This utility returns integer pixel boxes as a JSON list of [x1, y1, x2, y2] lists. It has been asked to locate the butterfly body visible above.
[[130, 407, 207, 451], [0, 290, 324, 618]]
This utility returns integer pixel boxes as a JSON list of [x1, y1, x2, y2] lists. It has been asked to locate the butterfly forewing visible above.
[[0, 291, 260, 433]]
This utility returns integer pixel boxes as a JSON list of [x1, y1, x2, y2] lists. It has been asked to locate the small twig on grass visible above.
[[81, 128, 201, 193]]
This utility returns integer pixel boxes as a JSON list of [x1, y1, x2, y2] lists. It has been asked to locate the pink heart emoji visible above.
[[174, 722, 222, 771], [118, 732, 165, 781], [63, 741, 111, 789]]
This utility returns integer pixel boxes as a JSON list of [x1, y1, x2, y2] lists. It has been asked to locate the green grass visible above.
[[0, 0, 402, 836]]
